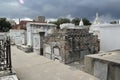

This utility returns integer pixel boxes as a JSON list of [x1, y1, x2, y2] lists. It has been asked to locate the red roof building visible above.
[[12, 20, 47, 30]]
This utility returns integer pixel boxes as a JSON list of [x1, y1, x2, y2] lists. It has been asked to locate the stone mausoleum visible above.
[[43, 28, 99, 64]]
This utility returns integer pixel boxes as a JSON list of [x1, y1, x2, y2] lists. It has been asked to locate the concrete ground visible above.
[[11, 46, 99, 80]]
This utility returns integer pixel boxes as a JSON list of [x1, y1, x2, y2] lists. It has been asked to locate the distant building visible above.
[[34, 16, 46, 23], [60, 23, 75, 29], [60, 20, 86, 29], [12, 20, 32, 30], [12, 16, 46, 30]]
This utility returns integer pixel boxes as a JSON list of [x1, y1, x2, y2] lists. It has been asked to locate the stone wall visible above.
[[9, 29, 26, 45], [85, 53, 120, 80], [43, 29, 99, 64]]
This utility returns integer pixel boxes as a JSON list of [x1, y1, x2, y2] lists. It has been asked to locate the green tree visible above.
[[110, 21, 117, 24], [49, 18, 70, 29], [0, 18, 11, 32], [57, 18, 70, 26], [71, 18, 80, 25], [72, 18, 91, 26], [82, 18, 91, 25], [49, 21, 60, 29]]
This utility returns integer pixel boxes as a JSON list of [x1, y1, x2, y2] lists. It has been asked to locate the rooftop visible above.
[[27, 22, 57, 26]]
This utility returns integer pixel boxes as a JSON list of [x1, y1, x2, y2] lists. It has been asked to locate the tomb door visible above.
[[39, 32, 45, 55]]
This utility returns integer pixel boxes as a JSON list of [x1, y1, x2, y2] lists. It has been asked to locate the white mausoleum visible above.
[[26, 22, 56, 54], [100, 24, 120, 51]]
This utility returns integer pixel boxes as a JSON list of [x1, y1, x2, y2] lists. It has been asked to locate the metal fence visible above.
[[0, 37, 12, 76]]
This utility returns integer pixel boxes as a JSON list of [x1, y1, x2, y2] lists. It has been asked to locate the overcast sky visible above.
[[1, 0, 120, 21]]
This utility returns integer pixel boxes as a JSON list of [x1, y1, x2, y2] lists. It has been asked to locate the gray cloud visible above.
[[0, 0, 120, 20]]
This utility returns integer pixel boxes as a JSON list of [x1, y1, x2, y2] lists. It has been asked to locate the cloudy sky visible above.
[[1, 0, 120, 21]]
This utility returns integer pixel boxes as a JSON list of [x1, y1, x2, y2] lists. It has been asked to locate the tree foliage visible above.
[[49, 18, 70, 29], [82, 18, 91, 25], [110, 21, 117, 24], [49, 17, 91, 29], [71, 18, 80, 25], [57, 18, 70, 25], [0, 18, 11, 32], [72, 18, 91, 26]]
